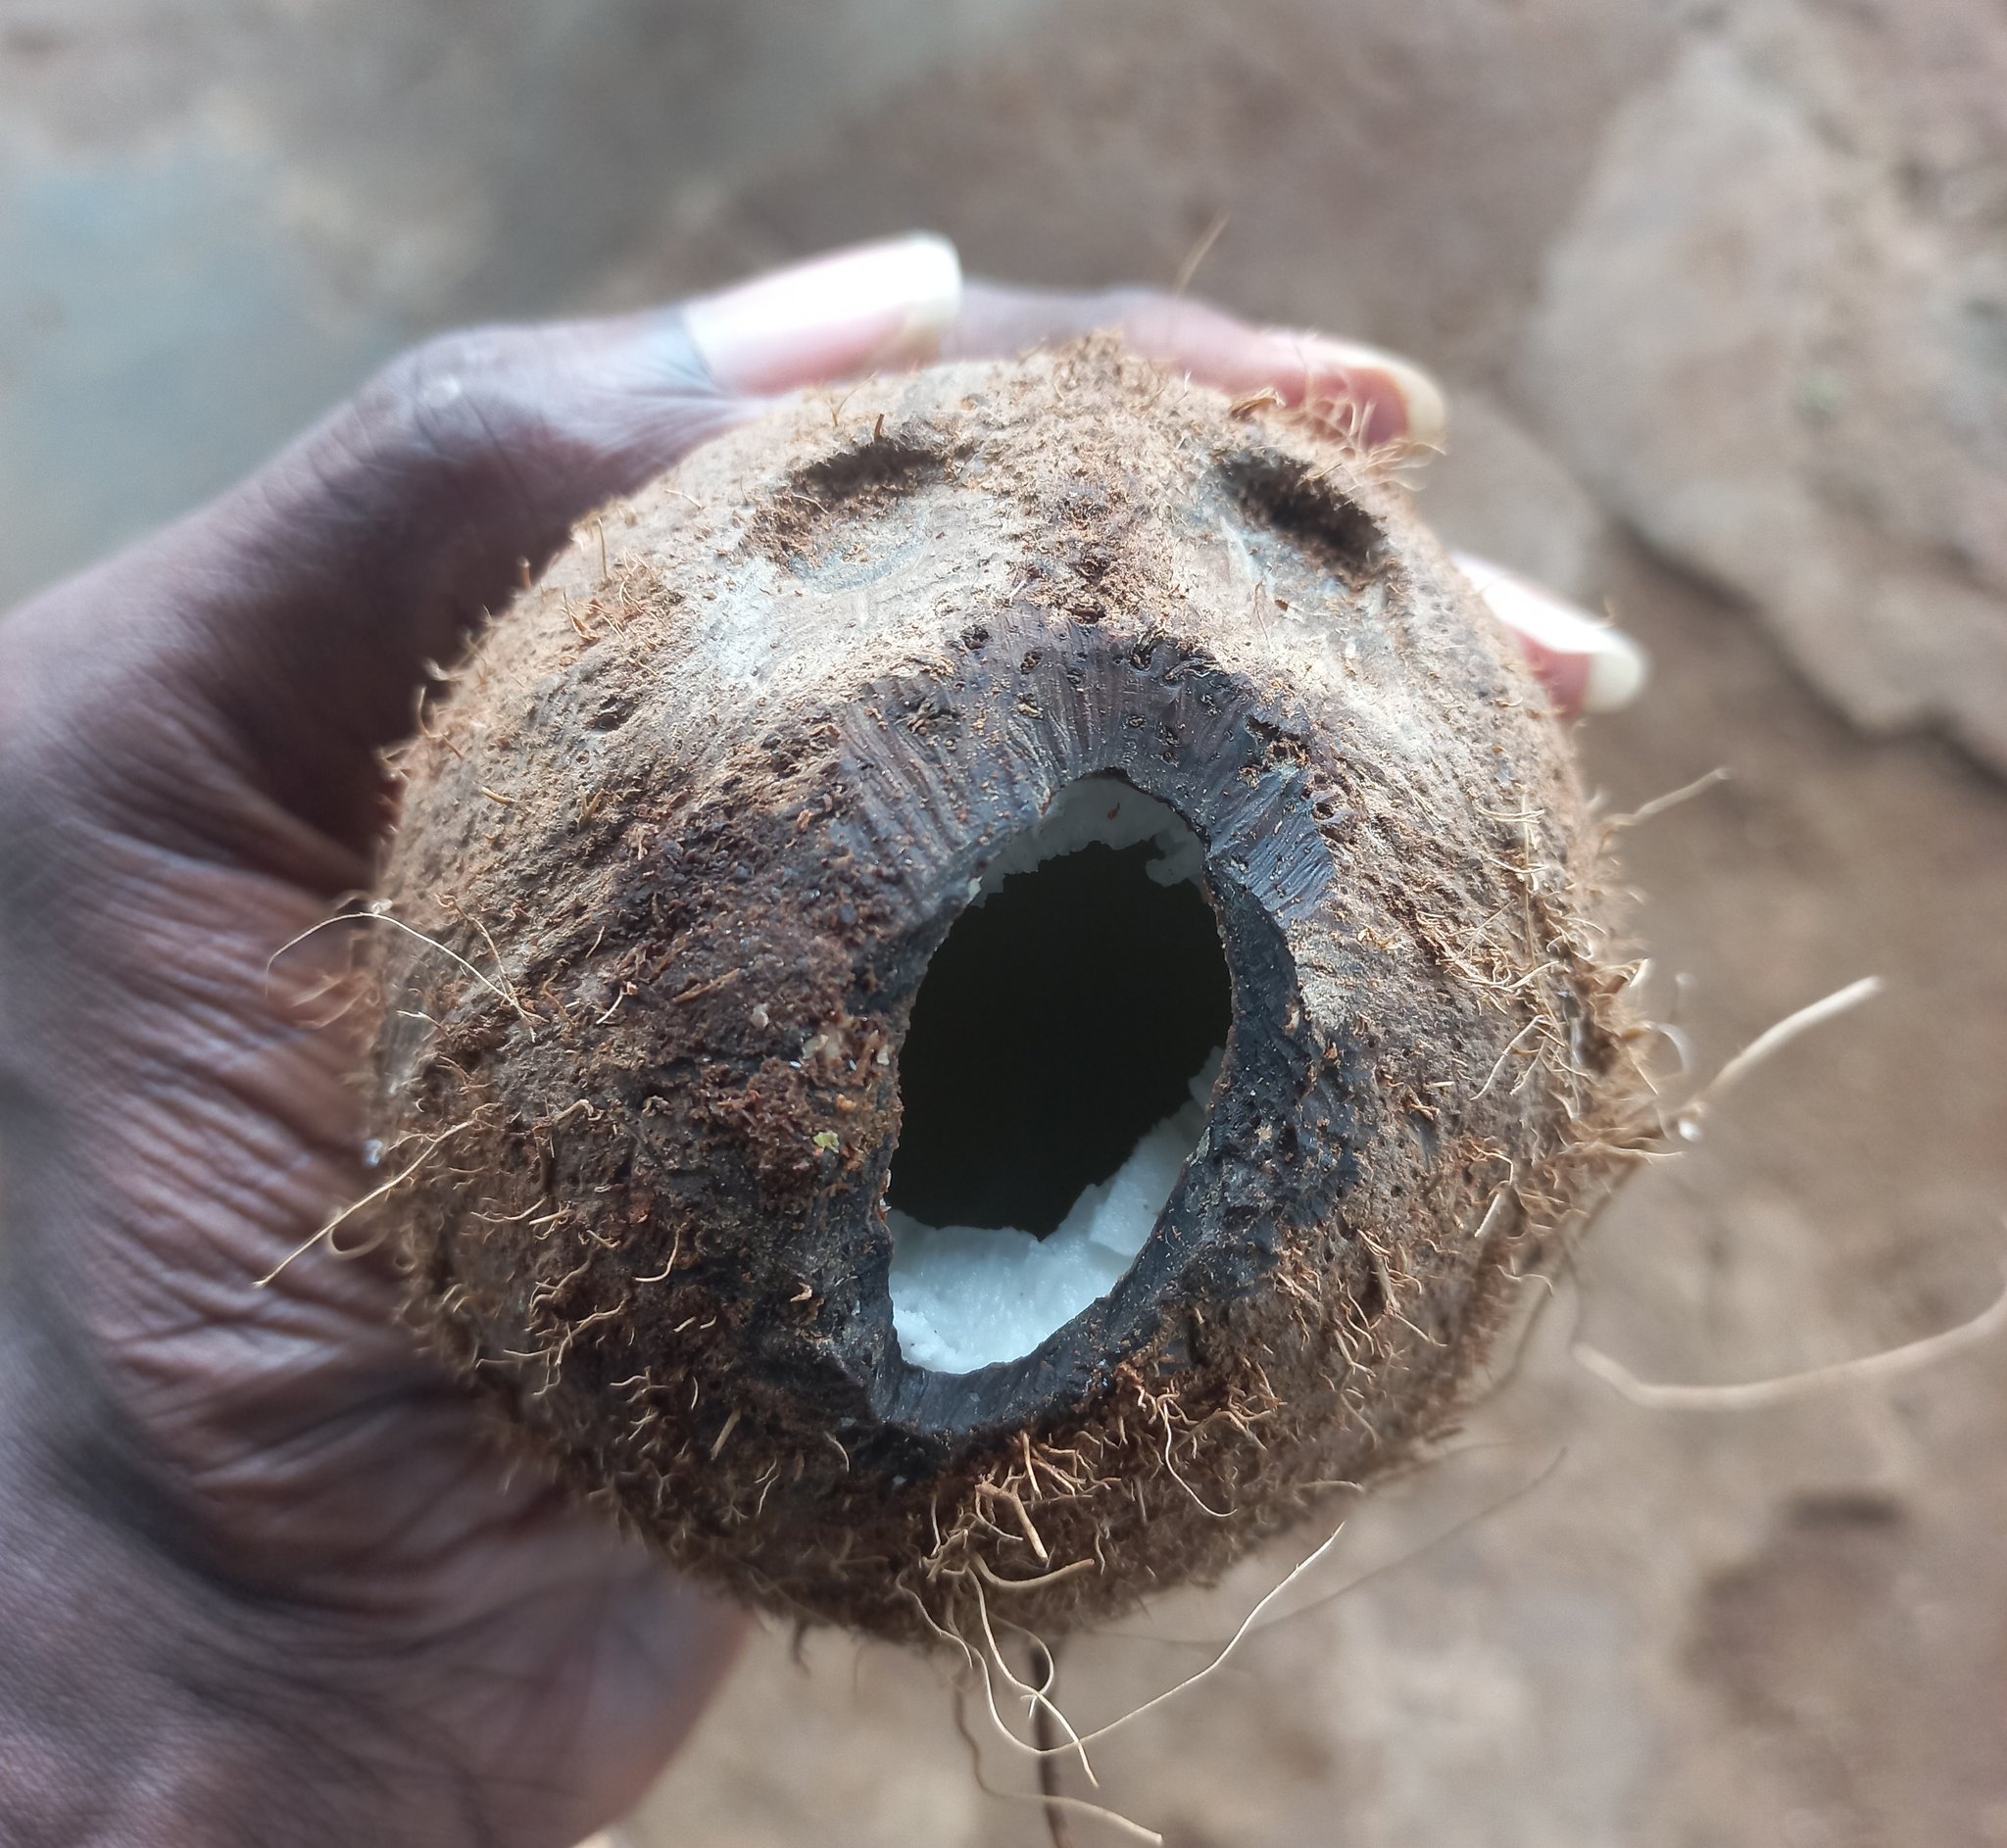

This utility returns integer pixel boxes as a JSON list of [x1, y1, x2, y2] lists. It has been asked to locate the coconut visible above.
[[368, 340, 1648, 1643]]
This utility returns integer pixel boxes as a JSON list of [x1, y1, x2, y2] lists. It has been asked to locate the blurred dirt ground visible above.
[[4, 4, 2004, 1843]]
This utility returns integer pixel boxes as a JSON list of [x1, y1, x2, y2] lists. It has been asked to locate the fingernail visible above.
[[1581, 628, 1649, 712], [1265, 332, 1448, 452], [1454, 552, 1648, 716], [685, 234, 963, 397]]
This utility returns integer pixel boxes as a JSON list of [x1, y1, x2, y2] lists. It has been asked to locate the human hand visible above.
[[0, 234, 1637, 1847]]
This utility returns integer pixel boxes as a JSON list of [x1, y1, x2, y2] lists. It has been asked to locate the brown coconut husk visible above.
[[367, 339, 1654, 1644]]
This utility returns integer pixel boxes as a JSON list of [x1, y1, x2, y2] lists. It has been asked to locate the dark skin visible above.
[[0, 242, 1596, 1845]]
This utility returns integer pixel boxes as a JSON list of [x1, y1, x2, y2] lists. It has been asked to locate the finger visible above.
[[947, 280, 1445, 454], [1453, 552, 1648, 719], [4, 237, 967, 873]]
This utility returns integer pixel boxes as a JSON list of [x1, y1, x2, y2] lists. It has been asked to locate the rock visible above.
[[1520, 0, 2007, 770]]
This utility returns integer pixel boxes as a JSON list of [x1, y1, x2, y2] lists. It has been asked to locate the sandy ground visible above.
[[4, 4, 2004, 1843]]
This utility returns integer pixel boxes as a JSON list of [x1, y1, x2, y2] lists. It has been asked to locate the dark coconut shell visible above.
[[369, 341, 1648, 1642]]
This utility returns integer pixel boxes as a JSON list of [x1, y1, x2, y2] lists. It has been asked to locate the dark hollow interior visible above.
[[887, 838, 1233, 1238]]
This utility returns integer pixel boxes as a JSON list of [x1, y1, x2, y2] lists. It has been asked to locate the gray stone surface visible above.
[[1521, 0, 2007, 770]]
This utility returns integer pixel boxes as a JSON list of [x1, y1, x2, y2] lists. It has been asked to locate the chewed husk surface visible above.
[[367, 340, 1655, 1642]]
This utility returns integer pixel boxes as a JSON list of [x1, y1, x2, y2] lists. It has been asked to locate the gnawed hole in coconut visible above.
[[887, 778, 1230, 1374]]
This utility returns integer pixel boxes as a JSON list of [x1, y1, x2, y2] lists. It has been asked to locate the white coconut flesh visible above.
[[886, 778, 1228, 1374]]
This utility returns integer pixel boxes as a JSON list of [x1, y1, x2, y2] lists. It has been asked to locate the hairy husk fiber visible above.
[[369, 341, 1651, 1643]]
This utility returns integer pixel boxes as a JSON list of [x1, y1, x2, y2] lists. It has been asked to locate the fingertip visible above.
[[1262, 332, 1447, 453], [1372, 349, 1447, 453], [684, 234, 964, 397], [1581, 627, 1649, 713], [1455, 552, 1648, 717]]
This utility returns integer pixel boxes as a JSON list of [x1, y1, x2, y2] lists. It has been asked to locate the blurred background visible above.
[[5, 2, 2004, 1842]]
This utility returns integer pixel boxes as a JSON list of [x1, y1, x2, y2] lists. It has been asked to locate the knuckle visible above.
[[1095, 285, 1171, 320], [376, 329, 508, 443], [1096, 287, 1189, 346], [306, 326, 551, 523]]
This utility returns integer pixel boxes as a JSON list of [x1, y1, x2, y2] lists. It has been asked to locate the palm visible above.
[[9, 662, 733, 1843]]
